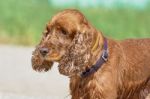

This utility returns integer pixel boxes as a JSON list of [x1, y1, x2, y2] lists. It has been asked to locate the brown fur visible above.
[[31, 9, 150, 99]]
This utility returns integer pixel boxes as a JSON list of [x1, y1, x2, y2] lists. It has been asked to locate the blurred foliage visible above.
[[0, 0, 150, 46]]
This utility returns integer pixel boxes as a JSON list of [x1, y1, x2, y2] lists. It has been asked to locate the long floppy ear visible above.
[[69, 32, 92, 57], [59, 31, 93, 75], [31, 48, 54, 72]]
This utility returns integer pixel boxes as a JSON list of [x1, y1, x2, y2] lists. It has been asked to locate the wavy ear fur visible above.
[[59, 31, 93, 75]]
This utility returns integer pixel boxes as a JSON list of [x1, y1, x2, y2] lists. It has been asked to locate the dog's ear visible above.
[[70, 32, 92, 55], [59, 31, 93, 70], [70, 31, 93, 64], [31, 49, 54, 72]]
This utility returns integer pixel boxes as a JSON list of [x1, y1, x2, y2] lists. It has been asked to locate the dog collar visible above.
[[81, 38, 108, 78]]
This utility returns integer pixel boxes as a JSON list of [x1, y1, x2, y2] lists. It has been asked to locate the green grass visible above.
[[0, 0, 150, 46]]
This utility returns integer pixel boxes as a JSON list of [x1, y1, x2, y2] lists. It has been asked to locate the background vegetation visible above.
[[0, 0, 150, 46]]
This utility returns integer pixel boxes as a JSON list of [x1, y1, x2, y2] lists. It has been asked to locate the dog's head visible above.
[[32, 9, 99, 76]]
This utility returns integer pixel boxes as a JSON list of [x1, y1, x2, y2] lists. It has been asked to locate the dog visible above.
[[31, 9, 150, 99]]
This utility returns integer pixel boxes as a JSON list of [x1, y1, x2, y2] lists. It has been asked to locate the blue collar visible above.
[[81, 38, 108, 78]]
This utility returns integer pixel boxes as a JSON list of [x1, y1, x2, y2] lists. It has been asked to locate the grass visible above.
[[0, 0, 150, 46]]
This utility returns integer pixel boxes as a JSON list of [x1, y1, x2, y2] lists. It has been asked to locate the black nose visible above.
[[39, 47, 49, 56]]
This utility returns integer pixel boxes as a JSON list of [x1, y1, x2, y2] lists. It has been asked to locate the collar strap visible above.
[[81, 38, 108, 78]]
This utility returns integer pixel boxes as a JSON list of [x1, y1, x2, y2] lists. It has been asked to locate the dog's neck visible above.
[[70, 71, 103, 98], [92, 30, 104, 52], [81, 37, 108, 78], [91, 32, 100, 52], [70, 31, 108, 98], [90, 30, 105, 67]]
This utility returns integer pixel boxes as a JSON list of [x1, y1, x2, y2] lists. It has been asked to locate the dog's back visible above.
[[118, 38, 150, 99], [120, 38, 150, 71]]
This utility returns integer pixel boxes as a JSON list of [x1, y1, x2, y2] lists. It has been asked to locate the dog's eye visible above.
[[61, 29, 67, 35]]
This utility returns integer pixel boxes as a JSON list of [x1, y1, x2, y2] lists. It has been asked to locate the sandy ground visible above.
[[0, 45, 70, 99]]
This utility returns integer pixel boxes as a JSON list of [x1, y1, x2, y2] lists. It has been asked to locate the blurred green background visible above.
[[0, 0, 150, 46]]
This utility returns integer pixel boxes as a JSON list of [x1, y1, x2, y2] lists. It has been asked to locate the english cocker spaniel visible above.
[[32, 9, 150, 99]]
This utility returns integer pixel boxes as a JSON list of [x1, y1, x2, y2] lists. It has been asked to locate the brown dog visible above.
[[31, 9, 150, 99]]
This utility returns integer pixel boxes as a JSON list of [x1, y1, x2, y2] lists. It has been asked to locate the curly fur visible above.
[[31, 9, 150, 99], [59, 32, 93, 76]]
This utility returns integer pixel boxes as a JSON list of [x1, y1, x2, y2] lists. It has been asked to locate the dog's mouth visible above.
[[31, 54, 53, 72], [45, 52, 62, 62], [45, 48, 66, 62], [32, 48, 65, 72]]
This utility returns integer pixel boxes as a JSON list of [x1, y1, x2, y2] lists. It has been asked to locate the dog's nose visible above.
[[39, 47, 49, 56]]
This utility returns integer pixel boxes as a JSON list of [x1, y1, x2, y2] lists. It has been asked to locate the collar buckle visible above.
[[102, 50, 108, 62]]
